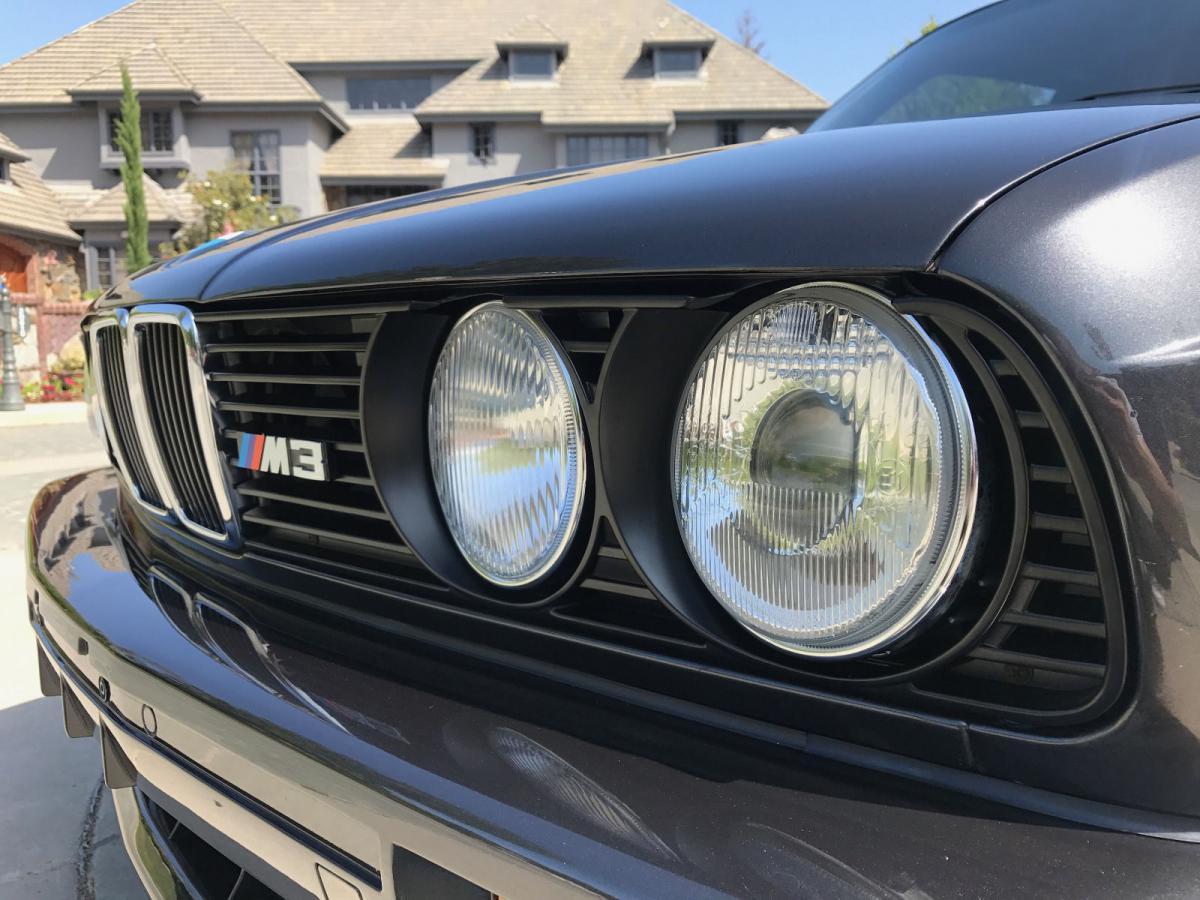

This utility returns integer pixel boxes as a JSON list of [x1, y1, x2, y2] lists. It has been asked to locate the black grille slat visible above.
[[138, 323, 224, 532], [910, 320, 1120, 723], [203, 312, 395, 559], [176, 298, 1124, 733], [97, 328, 164, 508]]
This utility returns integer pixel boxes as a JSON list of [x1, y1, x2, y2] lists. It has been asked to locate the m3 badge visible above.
[[233, 432, 329, 481]]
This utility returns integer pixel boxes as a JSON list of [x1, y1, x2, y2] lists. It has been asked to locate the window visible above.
[[416, 123, 433, 157], [509, 50, 556, 80], [565, 134, 651, 166], [471, 123, 495, 161], [654, 47, 702, 77], [347, 77, 432, 111], [91, 246, 125, 290], [0, 159, 8, 184], [231, 131, 282, 205], [342, 184, 428, 208], [717, 120, 741, 146], [108, 110, 175, 153]]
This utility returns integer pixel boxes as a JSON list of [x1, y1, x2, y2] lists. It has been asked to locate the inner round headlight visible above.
[[429, 303, 586, 587], [672, 283, 976, 658]]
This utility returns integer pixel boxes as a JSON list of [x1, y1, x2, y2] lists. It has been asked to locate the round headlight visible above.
[[429, 303, 586, 587], [672, 283, 976, 658]]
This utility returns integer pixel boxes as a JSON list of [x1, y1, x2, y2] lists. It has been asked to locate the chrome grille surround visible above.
[[89, 304, 238, 544]]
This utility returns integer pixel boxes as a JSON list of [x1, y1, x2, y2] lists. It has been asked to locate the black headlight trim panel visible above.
[[99, 278, 1129, 736]]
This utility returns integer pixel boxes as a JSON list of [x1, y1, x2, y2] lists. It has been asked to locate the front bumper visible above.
[[25, 470, 1200, 899]]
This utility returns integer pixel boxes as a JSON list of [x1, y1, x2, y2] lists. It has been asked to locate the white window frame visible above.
[[87, 245, 124, 292], [653, 47, 703, 78], [231, 130, 283, 207]]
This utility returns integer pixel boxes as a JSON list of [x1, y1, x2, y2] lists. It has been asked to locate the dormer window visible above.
[[654, 46, 703, 78], [509, 49, 557, 80]]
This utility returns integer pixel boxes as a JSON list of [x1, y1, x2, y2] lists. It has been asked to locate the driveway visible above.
[[0, 404, 145, 899]]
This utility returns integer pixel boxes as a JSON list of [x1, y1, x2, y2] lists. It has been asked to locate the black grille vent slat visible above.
[[912, 322, 1120, 721], [180, 299, 1123, 732], [203, 312, 403, 561], [97, 328, 163, 508], [138, 323, 224, 533]]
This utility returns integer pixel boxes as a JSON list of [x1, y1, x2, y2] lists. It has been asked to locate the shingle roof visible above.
[[413, 1, 825, 125], [497, 16, 567, 50], [642, 8, 714, 47], [66, 175, 187, 225], [0, 133, 78, 243], [70, 42, 196, 98], [218, 0, 825, 122], [0, 0, 322, 106], [321, 122, 448, 183]]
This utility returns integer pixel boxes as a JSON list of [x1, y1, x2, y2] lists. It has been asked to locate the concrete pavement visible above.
[[0, 404, 145, 899]]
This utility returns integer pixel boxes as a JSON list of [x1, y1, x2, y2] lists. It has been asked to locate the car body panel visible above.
[[939, 116, 1200, 814], [107, 104, 1200, 306], [26, 471, 1200, 898]]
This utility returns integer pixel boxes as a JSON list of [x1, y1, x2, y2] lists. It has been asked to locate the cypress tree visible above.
[[117, 62, 152, 272]]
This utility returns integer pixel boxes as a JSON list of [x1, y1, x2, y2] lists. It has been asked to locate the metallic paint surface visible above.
[[104, 104, 1200, 306], [25, 472, 1200, 897], [940, 116, 1200, 817]]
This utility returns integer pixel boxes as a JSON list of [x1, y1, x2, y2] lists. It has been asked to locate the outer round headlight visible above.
[[672, 283, 976, 658], [429, 303, 586, 587]]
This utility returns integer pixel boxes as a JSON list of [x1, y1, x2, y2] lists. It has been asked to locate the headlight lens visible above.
[[672, 283, 976, 657], [429, 303, 586, 587]]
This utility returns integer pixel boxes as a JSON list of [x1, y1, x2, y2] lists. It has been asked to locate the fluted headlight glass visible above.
[[429, 303, 585, 587], [673, 283, 976, 658]]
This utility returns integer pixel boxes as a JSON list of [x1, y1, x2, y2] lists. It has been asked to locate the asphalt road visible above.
[[0, 408, 146, 899]]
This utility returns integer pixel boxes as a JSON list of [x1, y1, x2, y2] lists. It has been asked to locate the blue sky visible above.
[[0, 0, 991, 102]]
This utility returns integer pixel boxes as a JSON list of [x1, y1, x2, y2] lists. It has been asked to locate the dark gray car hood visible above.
[[110, 103, 1200, 306]]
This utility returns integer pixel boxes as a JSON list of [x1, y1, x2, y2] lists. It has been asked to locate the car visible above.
[[25, 0, 1200, 896]]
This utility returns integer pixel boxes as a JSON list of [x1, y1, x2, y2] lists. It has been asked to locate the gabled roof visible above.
[[216, 0, 825, 124], [70, 42, 198, 100], [642, 8, 715, 48], [0, 131, 30, 163], [0, 0, 322, 106], [411, 1, 825, 126], [66, 175, 188, 226], [497, 16, 567, 53], [321, 121, 448, 183], [0, 132, 78, 243]]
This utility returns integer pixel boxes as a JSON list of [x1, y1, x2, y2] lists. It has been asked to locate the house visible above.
[[0, 0, 826, 291], [0, 129, 86, 380]]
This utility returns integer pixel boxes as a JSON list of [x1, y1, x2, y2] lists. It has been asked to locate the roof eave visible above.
[[0, 146, 31, 163], [415, 110, 543, 124], [672, 107, 826, 121], [321, 174, 447, 185], [69, 88, 202, 104], [0, 220, 81, 245]]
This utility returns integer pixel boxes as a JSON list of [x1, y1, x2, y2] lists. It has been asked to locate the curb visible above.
[[0, 402, 89, 429]]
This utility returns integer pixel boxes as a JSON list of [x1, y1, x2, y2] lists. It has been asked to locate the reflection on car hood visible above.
[[110, 103, 1200, 306]]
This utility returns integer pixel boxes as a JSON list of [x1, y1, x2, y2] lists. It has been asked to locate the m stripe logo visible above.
[[233, 432, 329, 482]]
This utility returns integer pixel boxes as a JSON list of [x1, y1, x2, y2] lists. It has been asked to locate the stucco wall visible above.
[[0, 109, 102, 188], [303, 70, 459, 121], [666, 118, 814, 155], [185, 110, 332, 217], [434, 122, 558, 187]]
